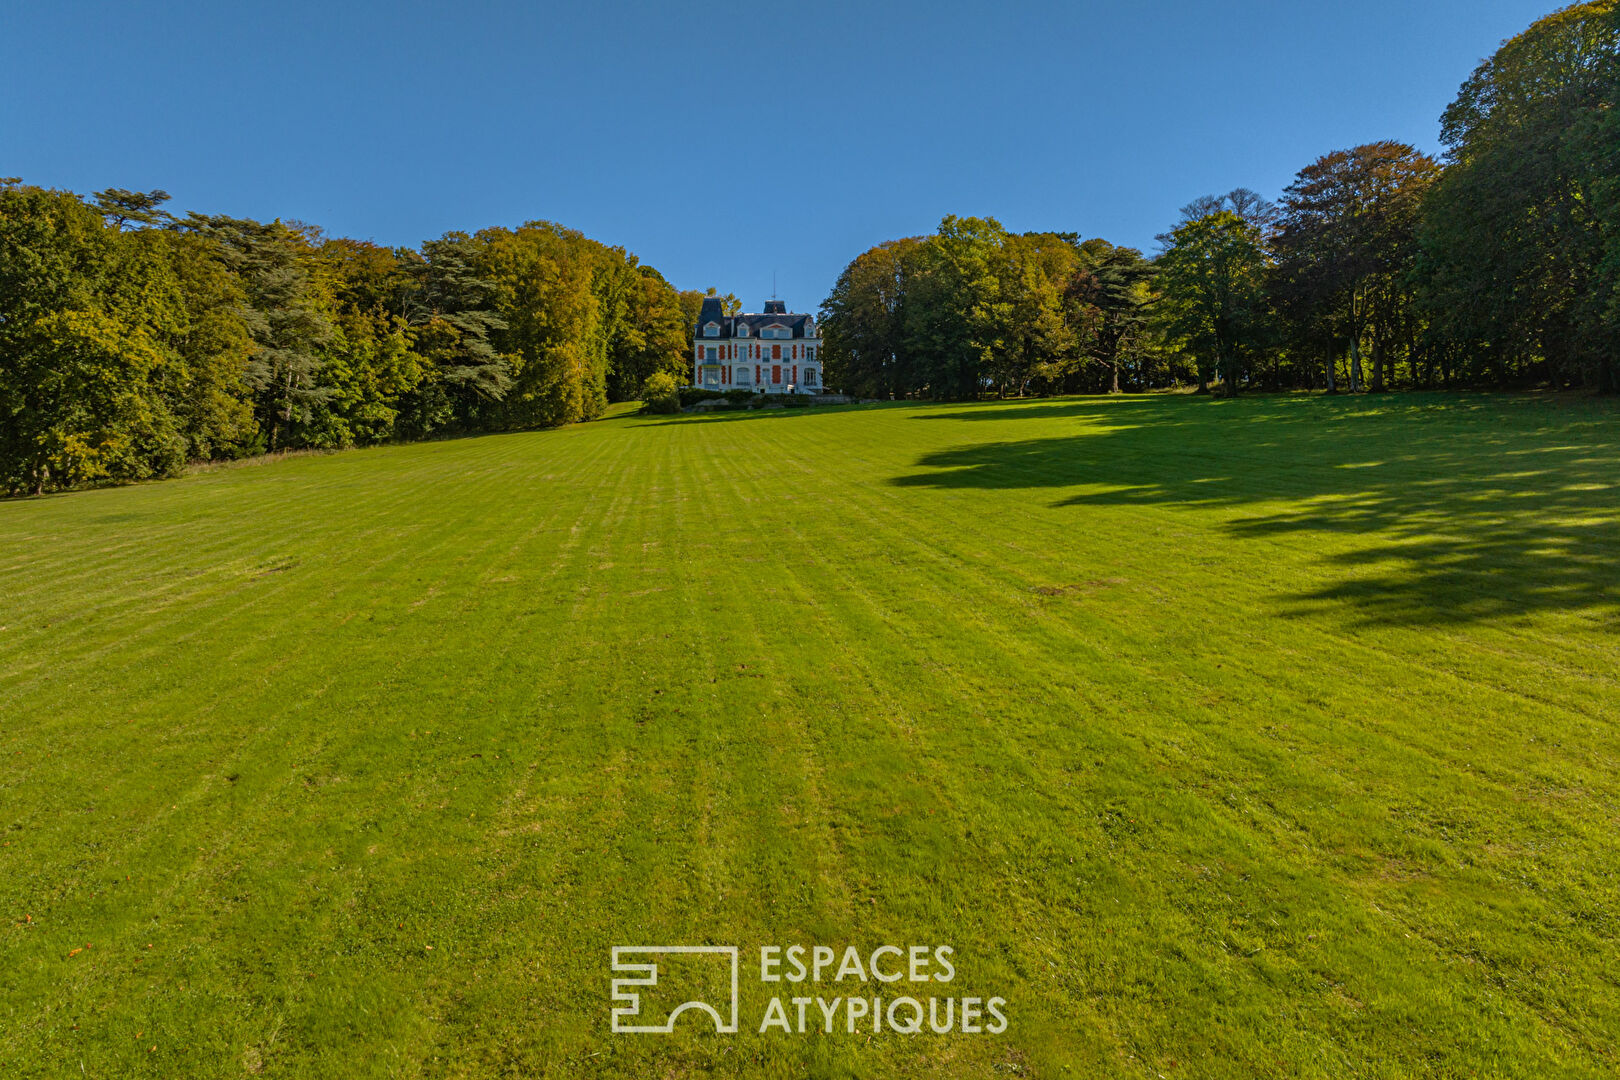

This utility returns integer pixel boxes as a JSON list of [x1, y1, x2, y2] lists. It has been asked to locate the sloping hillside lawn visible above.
[[2, 393, 1617, 1078]]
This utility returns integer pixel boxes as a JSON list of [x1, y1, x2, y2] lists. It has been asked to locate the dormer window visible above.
[[737, 323, 748, 336], [803, 320, 815, 337], [704, 322, 720, 338]]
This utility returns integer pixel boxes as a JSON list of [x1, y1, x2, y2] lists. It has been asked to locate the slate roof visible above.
[[695, 298, 816, 339]]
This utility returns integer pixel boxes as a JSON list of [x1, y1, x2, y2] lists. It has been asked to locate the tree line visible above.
[[0, 186, 702, 494], [821, 2, 1620, 399], [3, 3, 1613, 497]]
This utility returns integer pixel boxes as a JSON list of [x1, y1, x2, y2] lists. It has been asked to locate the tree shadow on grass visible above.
[[891, 394, 1620, 626]]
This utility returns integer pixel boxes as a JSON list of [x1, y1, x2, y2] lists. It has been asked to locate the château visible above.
[[692, 297, 822, 394]]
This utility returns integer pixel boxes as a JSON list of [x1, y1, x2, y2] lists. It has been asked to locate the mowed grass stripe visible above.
[[643, 399, 1620, 1068], [2, 392, 1617, 1078]]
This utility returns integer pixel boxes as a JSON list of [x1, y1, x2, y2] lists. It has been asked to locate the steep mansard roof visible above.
[[696, 298, 815, 339]]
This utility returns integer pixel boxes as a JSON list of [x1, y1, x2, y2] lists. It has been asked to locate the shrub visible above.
[[677, 386, 715, 408], [641, 372, 682, 413]]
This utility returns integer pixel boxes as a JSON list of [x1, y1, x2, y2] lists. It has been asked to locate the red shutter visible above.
[[756, 365, 761, 383]]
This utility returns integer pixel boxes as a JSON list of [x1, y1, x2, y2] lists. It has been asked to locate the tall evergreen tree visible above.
[[181, 215, 335, 450]]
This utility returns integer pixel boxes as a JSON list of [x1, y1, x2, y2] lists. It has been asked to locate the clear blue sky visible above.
[[2, 0, 1555, 310]]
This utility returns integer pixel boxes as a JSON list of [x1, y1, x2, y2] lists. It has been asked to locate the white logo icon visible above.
[[610, 946, 740, 1034]]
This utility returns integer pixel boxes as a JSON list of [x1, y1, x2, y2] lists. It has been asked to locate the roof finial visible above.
[[772, 269, 777, 299]]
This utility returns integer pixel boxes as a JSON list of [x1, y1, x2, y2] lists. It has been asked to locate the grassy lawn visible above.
[[2, 392, 1617, 1078]]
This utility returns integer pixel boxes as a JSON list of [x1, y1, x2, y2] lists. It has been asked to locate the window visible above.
[[735, 365, 751, 384], [737, 323, 748, 336], [804, 367, 819, 386], [706, 346, 718, 361], [704, 322, 720, 337]]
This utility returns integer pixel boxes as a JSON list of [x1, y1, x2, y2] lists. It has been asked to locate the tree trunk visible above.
[[1110, 359, 1120, 394], [1216, 344, 1237, 397], [1349, 336, 1364, 393]]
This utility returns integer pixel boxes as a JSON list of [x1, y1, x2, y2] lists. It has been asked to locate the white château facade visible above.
[[693, 297, 821, 394]]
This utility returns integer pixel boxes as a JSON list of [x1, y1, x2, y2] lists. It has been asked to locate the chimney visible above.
[[764, 300, 787, 315]]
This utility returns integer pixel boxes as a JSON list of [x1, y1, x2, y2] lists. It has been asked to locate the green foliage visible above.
[[0, 184, 197, 493], [6, 0, 1617, 497], [820, 237, 926, 399], [607, 267, 692, 402], [821, 2, 1618, 400], [675, 386, 726, 408], [640, 370, 682, 413], [1153, 211, 1272, 395], [0, 182, 690, 492], [1063, 241, 1158, 393], [1420, 0, 1620, 390], [92, 187, 174, 231], [179, 215, 336, 451], [402, 234, 515, 437], [704, 286, 742, 315], [469, 221, 686, 430], [1272, 143, 1440, 392], [822, 219, 1152, 400]]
